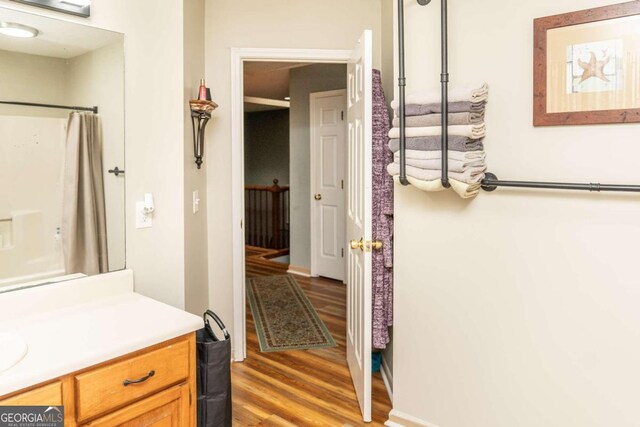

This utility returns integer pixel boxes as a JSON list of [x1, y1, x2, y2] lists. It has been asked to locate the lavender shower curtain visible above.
[[372, 70, 394, 349], [62, 112, 108, 276]]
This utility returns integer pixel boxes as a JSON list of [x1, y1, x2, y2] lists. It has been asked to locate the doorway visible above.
[[231, 36, 386, 423], [242, 63, 347, 279], [239, 58, 385, 423], [241, 62, 349, 356], [231, 49, 353, 364]]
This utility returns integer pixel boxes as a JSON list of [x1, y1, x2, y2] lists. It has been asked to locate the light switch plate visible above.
[[193, 190, 200, 214], [136, 201, 153, 229]]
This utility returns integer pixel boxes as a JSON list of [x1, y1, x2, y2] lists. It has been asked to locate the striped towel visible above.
[[388, 136, 484, 153]]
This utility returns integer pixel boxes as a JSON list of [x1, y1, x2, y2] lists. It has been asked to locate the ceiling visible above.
[[0, 7, 123, 59], [243, 61, 312, 113]]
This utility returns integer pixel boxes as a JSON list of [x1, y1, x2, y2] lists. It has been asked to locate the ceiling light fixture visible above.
[[9, 0, 91, 18], [0, 22, 39, 38], [284, 97, 291, 101]]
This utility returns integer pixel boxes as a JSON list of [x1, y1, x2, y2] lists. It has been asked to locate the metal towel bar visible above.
[[397, 0, 441, 186], [481, 173, 640, 193]]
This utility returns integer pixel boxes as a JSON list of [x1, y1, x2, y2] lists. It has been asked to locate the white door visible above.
[[346, 30, 373, 423], [311, 90, 347, 282]]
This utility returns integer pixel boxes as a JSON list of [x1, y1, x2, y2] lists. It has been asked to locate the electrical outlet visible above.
[[136, 201, 153, 229], [193, 190, 200, 214]]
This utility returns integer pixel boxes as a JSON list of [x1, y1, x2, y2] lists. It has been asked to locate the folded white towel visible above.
[[391, 82, 489, 110], [394, 150, 486, 162], [388, 123, 486, 140], [392, 175, 481, 199], [387, 162, 486, 184], [391, 157, 486, 173]]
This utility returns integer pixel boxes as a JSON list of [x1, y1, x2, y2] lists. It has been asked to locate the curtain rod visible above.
[[0, 101, 98, 114]]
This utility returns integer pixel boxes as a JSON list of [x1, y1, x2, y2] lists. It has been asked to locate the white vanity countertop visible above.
[[0, 271, 204, 397]]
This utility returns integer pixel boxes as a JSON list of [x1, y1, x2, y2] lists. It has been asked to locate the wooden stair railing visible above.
[[245, 179, 290, 249]]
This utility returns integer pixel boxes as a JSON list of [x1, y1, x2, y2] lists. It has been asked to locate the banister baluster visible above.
[[244, 180, 290, 250]]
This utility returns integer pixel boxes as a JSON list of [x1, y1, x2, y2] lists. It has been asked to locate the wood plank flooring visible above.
[[232, 249, 392, 426]]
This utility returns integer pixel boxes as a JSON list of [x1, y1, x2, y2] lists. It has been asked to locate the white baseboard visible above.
[[380, 355, 393, 402], [287, 265, 311, 277], [385, 410, 438, 427]]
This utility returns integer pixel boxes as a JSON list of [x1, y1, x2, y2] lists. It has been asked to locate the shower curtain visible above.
[[62, 112, 108, 275]]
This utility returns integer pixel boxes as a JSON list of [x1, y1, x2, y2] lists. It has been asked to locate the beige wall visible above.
[[381, 0, 395, 110], [392, 1, 640, 426], [204, 0, 383, 347], [0, 0, 189, 309], [0, 50, 67, 118], [116, 0, 186, 310], [184, 0, 210, 316]]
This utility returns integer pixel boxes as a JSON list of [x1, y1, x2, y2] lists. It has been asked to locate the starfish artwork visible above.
[[578, 50, 611, 83]]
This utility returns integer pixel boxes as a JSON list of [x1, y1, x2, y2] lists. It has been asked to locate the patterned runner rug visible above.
[[247, 274, 336, 352]]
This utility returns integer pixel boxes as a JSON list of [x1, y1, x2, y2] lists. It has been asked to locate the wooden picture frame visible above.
[[534, 1, 640, 126]]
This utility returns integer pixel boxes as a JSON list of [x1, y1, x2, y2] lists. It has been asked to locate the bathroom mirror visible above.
[[0, 7, 125, 293]]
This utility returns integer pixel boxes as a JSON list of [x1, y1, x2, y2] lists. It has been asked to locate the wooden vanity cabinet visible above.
[[0, 333, 197, 427], [0, 381, 63, 406]]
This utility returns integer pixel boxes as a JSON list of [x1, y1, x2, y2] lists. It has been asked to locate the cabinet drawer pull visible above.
[[123, 370, 155, 386]]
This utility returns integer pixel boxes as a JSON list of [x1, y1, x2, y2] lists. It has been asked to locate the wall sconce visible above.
[[10, 0, 92, 17], [189, 99, 217, 169]]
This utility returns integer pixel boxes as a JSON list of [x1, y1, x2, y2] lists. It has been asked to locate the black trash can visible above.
[[196, 310, 232, 427]]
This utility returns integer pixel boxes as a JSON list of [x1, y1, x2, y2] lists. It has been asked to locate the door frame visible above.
[[309, 89, 348, 281], [231, 47, 352, 361]]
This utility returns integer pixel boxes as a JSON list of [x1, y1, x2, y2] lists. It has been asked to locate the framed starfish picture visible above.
[[534, 1, 640, 126]]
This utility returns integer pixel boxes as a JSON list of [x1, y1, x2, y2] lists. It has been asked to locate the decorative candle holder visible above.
[[189, 99, 218, 169]]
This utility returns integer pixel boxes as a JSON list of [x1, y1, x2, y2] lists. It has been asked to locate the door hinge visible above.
[[189, 390, 192, 405], [341, 111, 344, 121], [342, 248, 344, 258], [341, 179, 344, 189]]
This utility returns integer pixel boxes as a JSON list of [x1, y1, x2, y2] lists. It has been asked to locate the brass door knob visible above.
[[350, 239, 364, 250], [314, 194, 322, 200], [350, 239, 383, 252]]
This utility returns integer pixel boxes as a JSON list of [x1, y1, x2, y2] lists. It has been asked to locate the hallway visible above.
[[231, 251, 392, 425]]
